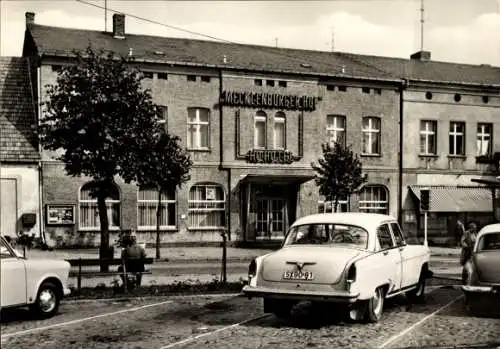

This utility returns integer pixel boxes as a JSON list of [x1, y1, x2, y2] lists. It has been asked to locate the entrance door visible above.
[[255, 198, 287, 240]]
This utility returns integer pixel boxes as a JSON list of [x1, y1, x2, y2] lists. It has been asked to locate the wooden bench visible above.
[[66, 257, 154, 291]]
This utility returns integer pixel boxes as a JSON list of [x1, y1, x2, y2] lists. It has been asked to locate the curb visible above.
[[65, 292, 243, 304]]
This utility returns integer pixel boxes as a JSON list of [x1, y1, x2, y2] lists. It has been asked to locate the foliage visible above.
[[311, 142, 368, 212], [39, 45, 161, 269]]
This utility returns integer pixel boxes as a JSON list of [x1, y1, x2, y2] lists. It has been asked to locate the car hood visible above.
[[23, 258, 71, 271], [474, 251, 500, 283], [260, 245, 369, 285]]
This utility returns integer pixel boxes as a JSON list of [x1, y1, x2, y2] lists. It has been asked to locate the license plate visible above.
[[283, 270, 314, 281]]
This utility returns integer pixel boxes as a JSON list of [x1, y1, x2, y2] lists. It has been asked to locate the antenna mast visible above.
[[420, 0, 425, 51]]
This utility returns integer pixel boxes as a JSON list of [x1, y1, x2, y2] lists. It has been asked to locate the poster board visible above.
[[46, 204, 75, 225]]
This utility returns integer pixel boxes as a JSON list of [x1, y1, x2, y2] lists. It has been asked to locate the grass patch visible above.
[[66, 277, 247, 300]]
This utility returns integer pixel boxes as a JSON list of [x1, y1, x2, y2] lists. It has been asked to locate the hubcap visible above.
[[39, 289, 56, 313], [373, 289, 383, 316]]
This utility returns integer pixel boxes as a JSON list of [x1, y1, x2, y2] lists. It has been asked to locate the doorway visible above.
[[255, 198, 287, 240]]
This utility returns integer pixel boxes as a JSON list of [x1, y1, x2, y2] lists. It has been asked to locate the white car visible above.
[[242, 213, 432, 323], [0, 235, 71, 318]]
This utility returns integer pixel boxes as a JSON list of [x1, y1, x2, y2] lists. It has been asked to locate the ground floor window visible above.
[[137, 187, 176, 229], [188, 183, 226, 228], [318, 196, 349, 213], [359, 185, 389, 214], [79, 183, 120, 229]]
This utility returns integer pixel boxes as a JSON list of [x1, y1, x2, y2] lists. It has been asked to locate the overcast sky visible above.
[[1, 0, 499, 66]]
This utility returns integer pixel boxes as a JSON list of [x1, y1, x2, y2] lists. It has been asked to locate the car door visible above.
[[390, 223, 422, 288], [0, 237, 27, 307], [376, 224, 402, 293]]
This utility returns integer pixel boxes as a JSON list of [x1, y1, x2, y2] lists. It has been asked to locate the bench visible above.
[[66, 257, 154, 291]]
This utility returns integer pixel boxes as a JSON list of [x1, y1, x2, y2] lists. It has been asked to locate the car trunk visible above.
[[474, 252, 500, 284], [261, 246, 368, 285]]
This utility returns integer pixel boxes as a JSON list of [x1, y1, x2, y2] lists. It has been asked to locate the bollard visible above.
[[220, 231, 227, 286]]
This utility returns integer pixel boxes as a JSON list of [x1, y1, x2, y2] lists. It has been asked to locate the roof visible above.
[[0, 57, 39, 163], [408, 185, 493, 213], [25, 23, 500, 87], [291, 212, 397, 229], [479, 223, 500, 235]]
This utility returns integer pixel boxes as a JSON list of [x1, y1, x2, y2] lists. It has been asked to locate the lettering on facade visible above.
[[220, 91, 317, 111], [246, 149, 300, 164]]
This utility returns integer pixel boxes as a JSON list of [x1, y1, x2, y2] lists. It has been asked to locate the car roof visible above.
[[478, 223, 500, 236], [290, 212, 397, 230]]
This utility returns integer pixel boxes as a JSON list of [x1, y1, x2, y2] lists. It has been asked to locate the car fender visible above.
[[349, 254, 392, 300], [26, 272, 67, 304]]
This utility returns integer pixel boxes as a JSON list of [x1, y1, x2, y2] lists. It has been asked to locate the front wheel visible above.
[[30, 281, 61, 319], [365, 287, 385, 323]]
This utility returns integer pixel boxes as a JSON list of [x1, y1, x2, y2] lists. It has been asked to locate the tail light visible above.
[[346, 264, 356, 284], [248, 259, 257, 281]]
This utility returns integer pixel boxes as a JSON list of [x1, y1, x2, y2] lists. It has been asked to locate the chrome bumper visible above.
[[461, 285, 500, 294], [242, 285, 359, 303], [63, 286, 72, 296]]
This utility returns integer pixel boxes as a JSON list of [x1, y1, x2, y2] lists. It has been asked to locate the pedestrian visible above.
[[454, 216, 466, 248], [118, 234, 147, 288], [460, 222, 478, 266]]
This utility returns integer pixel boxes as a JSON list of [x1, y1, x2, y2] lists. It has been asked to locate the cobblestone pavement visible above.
[[2, 286, 499, 349]]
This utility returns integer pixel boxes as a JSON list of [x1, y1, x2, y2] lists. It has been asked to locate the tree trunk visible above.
[[156, 190, 162, 259], [334, 196, 339, 213], [97, 193, 110, 272]]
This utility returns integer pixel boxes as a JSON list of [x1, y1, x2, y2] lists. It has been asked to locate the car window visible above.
[[477, 232, 500, 251], [377, 224, 394, 250], [390, 223, 405, 246], [284, 223, 369, 249], [0, 238, 15, 259]]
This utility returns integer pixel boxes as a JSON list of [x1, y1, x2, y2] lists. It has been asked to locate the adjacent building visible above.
[[18, 11, 500, 247]]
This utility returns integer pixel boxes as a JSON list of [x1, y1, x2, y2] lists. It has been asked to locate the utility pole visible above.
[[420, 0, 425, 51], [104, 0, 108, 32]]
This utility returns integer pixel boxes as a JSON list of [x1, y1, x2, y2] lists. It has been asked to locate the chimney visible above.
[[25, 12, 35, 26], [112, 13, 125, 39], [410, 50, 431, 61]]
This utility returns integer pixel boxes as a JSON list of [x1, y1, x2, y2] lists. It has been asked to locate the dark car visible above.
[[461, 223, 500, 315]]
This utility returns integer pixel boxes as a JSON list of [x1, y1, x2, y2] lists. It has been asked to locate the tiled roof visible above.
[[25, 24, 399, 81], [0, 57, 39, 163], [26, 23, 500, 87], [408, 185, 493, 212]]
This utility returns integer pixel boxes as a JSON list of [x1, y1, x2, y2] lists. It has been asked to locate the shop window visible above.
[[326, 115, 346, 147], [318, 196, 349, 213], [449, 121, 465, 156], [187, 107, 210, 149], [188, 184, 226, 228], [137, 186, 176, 229], [477, 123, 492, 156], [419, 120, 437, 155], [273, 112, 286, 149], [359, 185, 388, 214], [362, 117, 381, 155], [79, 182, 120, 230], [254, 111, 267, 149]]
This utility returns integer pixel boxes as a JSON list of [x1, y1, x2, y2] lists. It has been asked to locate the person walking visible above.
[[460, 222, 478, 266], [454, 216, 466, 248]]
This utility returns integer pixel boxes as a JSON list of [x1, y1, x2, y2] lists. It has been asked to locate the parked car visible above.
[[0, 234, 71, 318], [461, 223, 500, 315], [242, 212, 432, 323]]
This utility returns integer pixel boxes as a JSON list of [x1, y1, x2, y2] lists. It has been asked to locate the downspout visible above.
[[218, 68, 231, 241], [397, 79, 407, 227]]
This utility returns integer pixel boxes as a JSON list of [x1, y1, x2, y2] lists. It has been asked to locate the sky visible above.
[[0, 0, 499, 66]]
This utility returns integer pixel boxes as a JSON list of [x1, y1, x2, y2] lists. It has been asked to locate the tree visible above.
[[40, 45, 160, 271], [311, 142, 368, 212], [121, 130, 192, 259]]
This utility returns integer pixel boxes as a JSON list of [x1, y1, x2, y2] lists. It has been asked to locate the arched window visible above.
[[254, 111, 267, 149], [79, 183, 120, 230], [274, 112, 286, 149], [188, 183, 226, 228], [137, 186, 176, 229], [359, 185, 389, 214]]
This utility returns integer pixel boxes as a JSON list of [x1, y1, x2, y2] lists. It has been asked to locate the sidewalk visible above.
[[25, 245, 461, 263]]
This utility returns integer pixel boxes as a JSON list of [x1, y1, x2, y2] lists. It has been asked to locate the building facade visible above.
[[0, 57, 41, 241]]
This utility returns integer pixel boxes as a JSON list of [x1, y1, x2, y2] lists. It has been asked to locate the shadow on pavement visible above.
[[0, 307, 41, 324]]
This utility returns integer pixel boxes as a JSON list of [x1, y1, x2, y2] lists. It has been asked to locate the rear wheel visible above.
[[365, 287, 385, 323], [30, 281, 61, 319]]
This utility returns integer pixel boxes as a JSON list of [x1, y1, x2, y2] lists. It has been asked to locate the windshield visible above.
[[477, 232, 500, 252], [283, 223, 369, 249]]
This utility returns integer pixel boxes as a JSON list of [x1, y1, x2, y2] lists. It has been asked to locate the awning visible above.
[[240, 174, 315, 185], [408, 185, 493, 212]]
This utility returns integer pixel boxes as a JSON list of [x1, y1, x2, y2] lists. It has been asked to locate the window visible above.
[[79, 183, 120, 230], [326, 115, 346, 147], [359, 186, 388, 214], [254, 111, 267, 149], [187, 75, 197, 82], [278, 81, 287, 88], [187, 108, 210, 149], [419, 120, 437, 155], [0, 237, 15, 259], [362, 117, 381, 155], [137, 187, 176, 229], [362, 87, 370, 94], [377, 224, 394, 250], [158, 72, 168, 80], [143, 71, 154, 79], [318, 196, 349, 213], [266, 80, 275, 87], [201, 76, 211, 83], [477, 123, 492, 156], [284, 223, 369, 249], [254, 79, 263, 86], [390, 223, 405, 246], [273, 112, 286, 149], [158, 105, 168, 134], [338, 86, 347, 92], [374, 88, 382, 95], [188, 184, 226, 228], [449, 121, 465, 156]]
